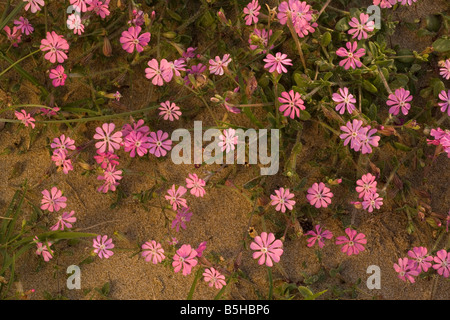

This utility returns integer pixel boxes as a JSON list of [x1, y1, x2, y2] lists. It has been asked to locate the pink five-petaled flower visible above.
[[218, 128, 238, 153], [373, 0, 397, 9], [438, 90, 450, 116], [171, 207, 193, 232], [121, 118, 150, 139], [51, 151, 73, 174], [14, 17, 34, 35], [348, 13, 375, 40], [168, 59, 186, 77], [24, 0, 45, 13], [93, 235, 114, 259], [123, 131, 151, 157], [97, 164, 122, 193], [393, 257, 420, 283], [340, 119, 364, 151], [94, 150, 119, 169], [49, 65, 67, 87], [336, 42, 365, 70], [439, 59, 450, 80], [172, 244, 198, 276], [386, 88, 413, 116], [250, 232, 283, 267], [70, 0, 88, 12], [159, 101, 182, 121], [50, 210, 76, 231], [361, 192, 383, 212], [433, 249, 450, 278], [335, 228, 367, 256], [249, 28, 273, 53], [50, 134, 76, 155], [270, 187, 296, 213], [263, 52, 292, 74], [41, 187, 67, 212], [243, 0, 260, 25], [93, 123, 123, 154], [4, 26, 22, 47], [195, 241, 207, 257], [141, 240, 165, 264], [67, 13, 85, 35], [407, 247, 434, 273], [356, 173, 377, 199], [305, 225, 333, 249], [332, 87, 356, 115], [120, 26, 151, 53], [34, 237, 53, 262], [148, 130, 172, 157], [145, 58, 173, 86], [14, 109, 35, 129], [358, 126, 380, 154], [306, 182, 333, 208], [40, 31, 69, 64], [165, 185, 188, 211], [203, 267, 226, 289], [278, 90, 305, 119], [209, 54, 232, 76], [185, 173, 206, 198], [87, 0, 110, 19]]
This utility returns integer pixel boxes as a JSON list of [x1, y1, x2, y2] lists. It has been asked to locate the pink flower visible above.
[[355, 173, 377, 199], [4, 26, 22, 47], [184, 63, 207, 86], [51, 151, 73, 174], [439, 59, 450, 80], [335, 228, 367, 256], [145, 58, 173, 86], [336, 42, 365, 70], [243, 0, 260, 25], [278, 90, 305, 119], [270, 187, 296, 213], [195, 241, 207, 257], [93, 235, 114, 259], [203, 267, 226, 289], [398, 0, 417, 5], [120, 26, 151, 53], [34, 237, 53, 262], [185, 173, 206, 198], [123, 131, 151, 157], [209, 54, 232, 76], [249, 29, 273, 53], [332, 87, 356, 114], [40, 31, 69, 64], [93, 123, 123, 154], [278, 0, 315, 38], [171, 207, 193, 232], [165, 185, 188, 211], [87, 0, 110, 19], [102, 164, 122, 184], [218, 128, 238, 153], [148, 130, 172, 157], [305, 225, 333, 248], [438, 90, 450, 116], [433, 249, 450, 278], [141, 240, 165, 264], [159, 101, 182, 121], [40, 106, 60, 117], [49, 65, 67, 87], [70, 0, 88, 12], [121, 119, 149, 139], [306, 182, 333, 208], [387, 88, 413, 116], [340, 119, 364, 151], [168, 59, 186, 77], [394, 257, 420, 283], [250, 232, 283, 267], [113, 91, 122, 101], [67, 13, 85, 35], [129, 9, 145, 26], [14, 17, 34, 35], [407, 247, 433, 273], [172, 244, 198, 276], [14, 109, 35, 128], [94, 150, 119, 169], [50, 210, 76, 231], [263, 52, 292, 74], [24, 0, 45, 13], [358, 126, 380, 154], [361, 192, 383, 212], [348, 13, 374, 40], [50, 134, 76, 155], [41, 187, 67, 212], [373, 0, 397, 9], [182, 47, 197, 60]]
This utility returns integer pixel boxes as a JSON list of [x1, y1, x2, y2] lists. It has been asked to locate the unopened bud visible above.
[[103, 37, 112, 57]]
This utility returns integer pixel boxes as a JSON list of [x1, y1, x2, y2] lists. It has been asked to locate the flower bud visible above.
[[103, 37, 112, 57]]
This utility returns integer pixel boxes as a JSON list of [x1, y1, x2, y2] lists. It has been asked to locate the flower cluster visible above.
[[277, 1, 318, 38], [340, 120, 380, 154], [354, 173, 383, 213], [427, 128, 450, 158], [306, 226, 367, 256]]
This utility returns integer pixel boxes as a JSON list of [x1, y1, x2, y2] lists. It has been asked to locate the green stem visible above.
[[0, 1, 25, 31], [0, 48, 41, 79], [267, 267, 273, 300], [186, 268, 203, 300]]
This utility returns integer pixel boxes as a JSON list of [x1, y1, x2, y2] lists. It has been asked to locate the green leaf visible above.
[[321, 32, 332, 47], [298, 110, 311, 121], [432, 38, 450, 52], [392, 142, 412, 152], [268, 30, 284, 47], [335, 17, 350, 31], [362, 80, 378, 94]]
